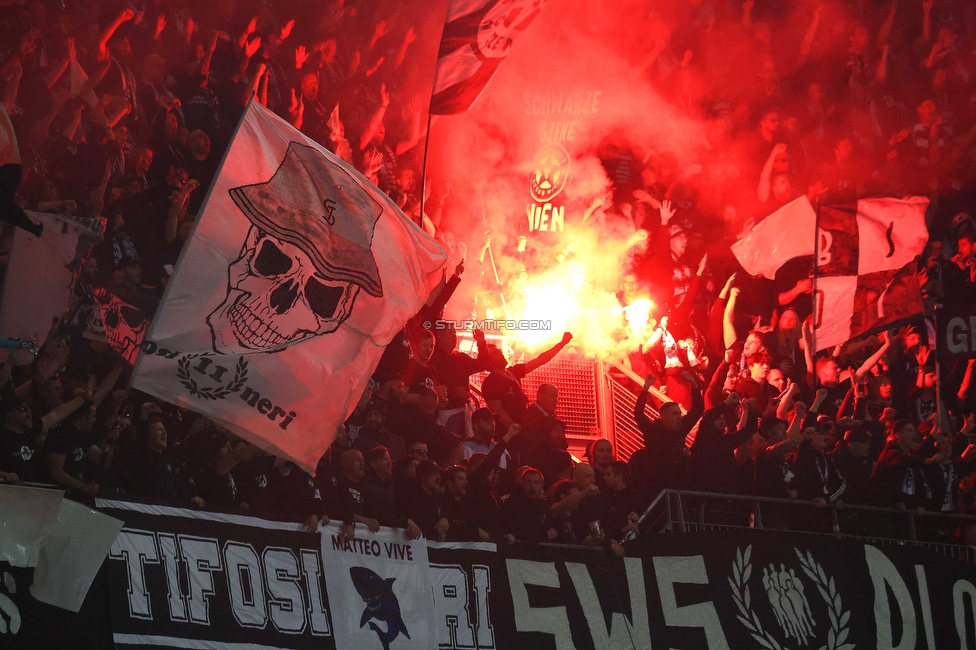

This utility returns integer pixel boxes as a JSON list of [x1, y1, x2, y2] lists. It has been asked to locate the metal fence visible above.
[[632, 489, 976, 563]]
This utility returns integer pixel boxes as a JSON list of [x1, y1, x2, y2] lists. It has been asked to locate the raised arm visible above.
[[634, 373, 656, 432], [853, 332, 891, 381], [757, 144, 786, 203], [360, 84, 389, 151], [799, 5, 822, 59], [97, 8, 135, 62], [394, 96, 423, 156], [525, 332, 572, 373], [724, 285, 740, 351]]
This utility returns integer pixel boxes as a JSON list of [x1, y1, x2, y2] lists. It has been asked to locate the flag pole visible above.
[[417, 113, 433, 229], [812, 202, 820, 391], [128, 97, 256, 385]]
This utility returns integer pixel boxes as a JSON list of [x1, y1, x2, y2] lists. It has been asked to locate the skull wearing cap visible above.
[[208, 142, 383, 354]]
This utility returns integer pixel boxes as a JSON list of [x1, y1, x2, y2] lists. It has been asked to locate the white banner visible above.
[[130, 102, 447, 473], [30, 498, 123, 612], [321, 523, 434, 650], [0, 212, 99, 343], [0, 484, 64, 567]]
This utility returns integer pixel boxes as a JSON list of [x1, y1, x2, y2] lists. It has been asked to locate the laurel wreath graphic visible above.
[[729, 545, 853, 650], [176, 354, 249, 401], [795, 548, 854, 650]]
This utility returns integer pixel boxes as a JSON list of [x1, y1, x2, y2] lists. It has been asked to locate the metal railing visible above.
[[631, 489, 976, 562]]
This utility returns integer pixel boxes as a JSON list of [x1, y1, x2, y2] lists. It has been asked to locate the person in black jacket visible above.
[[317, 449, 375, 539], [870, 420, 931, 510], [793, 428, 847, 506], [404, 461, 447, 540], [635, 370, 703, 461], [440, 466, 490, 541], [361, 446, 422, 539], [691, 394, 759, 494], [828, 427, 874, 504], [599, 461, 643, 554], [501, 468, 557, 544]]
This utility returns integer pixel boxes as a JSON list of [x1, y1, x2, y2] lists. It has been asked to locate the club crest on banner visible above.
[[208, 142, 384, 355], [729, 545, 853, 650], [477, 0, 548, 59], [529, 143, 570, 203]]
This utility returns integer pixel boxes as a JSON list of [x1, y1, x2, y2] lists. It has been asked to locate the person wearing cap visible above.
[[0, 388, 90, 484], [463, 408, 511, 469], [829, 427, 874, 504], [352, 400, 405, 461]]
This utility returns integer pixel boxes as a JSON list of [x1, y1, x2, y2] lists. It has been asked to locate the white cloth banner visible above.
[[130, 102, 447, 473], [0, 484, 63, 567], [30, 498, 123, 612], [0, 212, 100, 343], [320, 523, 434, 650], [730, 196, 816, 280]]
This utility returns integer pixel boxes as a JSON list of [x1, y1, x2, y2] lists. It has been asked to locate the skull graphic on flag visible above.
[[207, 142, 384, 355], [93, 288, 147, 365]]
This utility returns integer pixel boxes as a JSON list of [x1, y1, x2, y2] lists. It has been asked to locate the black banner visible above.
[[938, 304, 976, 361], [98, 500, 335, 650], [37, 498, 976, 650], [0, 563, 112, 650]]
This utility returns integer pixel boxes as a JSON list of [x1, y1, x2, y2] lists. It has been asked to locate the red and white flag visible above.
[[130, 102, 448, 473], [731, 196, 817, 280], [732, 196, 928, 351], [430, 0, 550, 115], [813, 198, 928, 351]]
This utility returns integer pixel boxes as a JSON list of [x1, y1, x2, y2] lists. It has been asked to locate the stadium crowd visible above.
[[0, 0, 975, 555]]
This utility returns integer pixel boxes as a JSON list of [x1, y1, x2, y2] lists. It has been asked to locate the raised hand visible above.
[[280, 19, 295, 41], [562, 332, 573, 344], [379, 83, 390, 108], [245, 36, 262, 58], [295, 45, 309, 69], [697, 253, 708, 277], [408, 94, 422, 114], [67, 37, 76, 62], [245, 16, 259, 35], [404, 26, 417, 45], [119, 7, 136, 22], [155, 14, 167, 39], [915, 344, 930, 366], [373, 19, 389, 40], [659, 199, 676, 225]]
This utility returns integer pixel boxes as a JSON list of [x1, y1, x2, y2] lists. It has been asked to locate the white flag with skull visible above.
[[131, 102, 448, 473]]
